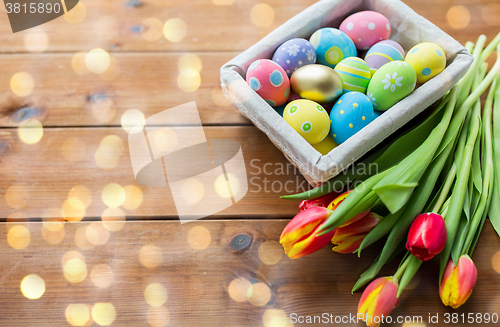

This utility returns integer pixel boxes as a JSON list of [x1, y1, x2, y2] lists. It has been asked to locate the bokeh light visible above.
[[42, 224, 65, 244], [263, 309, 293, 327], [250, 4, 275, 28], [178, 54, 202, 73], [7, 225, 30, 249], [20, 274, 45, 299], [139, 244, 162, 268], [212, 85, 232, 107], [187, 226, 211, 250], [75, 226, 95, 251], [95, 134, 124, 170], [147, 306, 170, 327], [402, 323, 427, 327], [101, 207, 126, 231], [91, 264, 114, 288], [24, 31, 49, 53], [62, 198, 86, 222], [163, 18, 187, 42], [228, 277, 252, 302], [247, 282, 272, 306], [258, 241, 283, 265], [86, 49, 111, 74], [93, 16, 118, 41], [69, 185, 92, 208], [18, 118, 43, 144], [122, 185, 143, 210], [92, 303, 116, 326], [177, 68, 201, 93], [5, 184, 28, 208], [144, 283, 168, 307], [64, 2, 87, 24], [482, 3, 500, 26], [149, 128, 178, 154], [72, 52, 91, 75], [99, 57, 121, 81], [121, 109, 146, 133], [92, 98, 116, 123], [141, 17, 164, 42], [212, 0, 235, 5], [10, 72, 34, 96], [447, 5, 470, 29], [86, 222, 110, 245], [492, 251, 500, 274], [101, 183, 126, 208], [214, 173, 239, 198], [181, 178, 204, 204], [66, 304, 91, 326], [62, 137, 86, 162], [62, 251, 88, 283]]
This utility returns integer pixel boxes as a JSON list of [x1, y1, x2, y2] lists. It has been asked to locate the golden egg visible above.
[[290, 64, 343, 104]]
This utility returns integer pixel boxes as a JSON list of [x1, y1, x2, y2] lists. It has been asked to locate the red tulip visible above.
[[406, 212, 447, 261], [440, 254, 478, 309], [280, 206, 335, 259], [358, 276, 399, 327], [331, 212, 382, 253], [299, 191, 339, 211]]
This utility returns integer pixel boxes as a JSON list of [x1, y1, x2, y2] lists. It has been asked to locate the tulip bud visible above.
[[358, 276, 399, 327], [280, 206, 335, 259], [406, 212, 447, 261], [327, 190, 370, 225], [440, 254, 478, 309], [331, 212, 382, 253], [299, 192, 339, 211]]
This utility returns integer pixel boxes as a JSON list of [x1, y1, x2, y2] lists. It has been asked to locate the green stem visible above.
[[393, 256, 410, 281], [432, 164, 456, 213]]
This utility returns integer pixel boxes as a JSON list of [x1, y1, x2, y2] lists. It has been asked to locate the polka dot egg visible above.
[[364, 40, 405, 76], [339, 11, 391, 50], [283, 99, 330, 144], [405, 42, 446, 84], [330, 92, 375, 144], [334, 57, 371, 94], [272, 38, 317, 77], [246, 59, 290, 107], [309, 28, 356, 69]]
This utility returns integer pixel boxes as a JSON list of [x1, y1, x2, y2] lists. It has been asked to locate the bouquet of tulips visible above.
[[280, 32, 500, 326]]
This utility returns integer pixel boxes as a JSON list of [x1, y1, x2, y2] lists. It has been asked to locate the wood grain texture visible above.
[[0, 220, 499, 327], [0, 126, 308, 220]]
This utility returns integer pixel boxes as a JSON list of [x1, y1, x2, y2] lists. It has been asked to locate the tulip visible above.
[[358, 276, 399, 327], [406, 212, 447, 261], [331, 212, 383, 253], [280, 206, 335, 259], [299, 191, 339, 211], [440, 254, 478, 309], [328, 190, 370, 225]]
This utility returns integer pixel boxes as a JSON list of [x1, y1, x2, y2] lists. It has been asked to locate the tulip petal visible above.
[[332, 212, 382, 243], [332, 234, 366, 253], [358, 277, 398, 327], [440, 255, 477, 309]]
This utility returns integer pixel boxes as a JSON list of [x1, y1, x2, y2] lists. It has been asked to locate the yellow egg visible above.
[[283, 99, 330, 144], [405, 42, 446, 84], [312, 135, 338, 155]]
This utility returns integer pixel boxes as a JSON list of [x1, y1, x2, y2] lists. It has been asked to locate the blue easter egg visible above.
[[309, 28, 357, 68], [273, 38, 317, 77], [330, 92, 375, 144]]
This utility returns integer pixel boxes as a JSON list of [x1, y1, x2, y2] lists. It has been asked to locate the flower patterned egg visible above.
[[309, 28, 356, 68], [330, 92, 375, 144], [283, 99, 330, 144], [364, 40, 405, 76], [405, 42, 446, 84], [334, 57, 371, 94], [312, 135, 338, 155], [366, 61, 416, 111], [339, 11, 391, 50], [290, 64, 343, 104], [246, 59, 290, 107], [272, 38, 317, 77]]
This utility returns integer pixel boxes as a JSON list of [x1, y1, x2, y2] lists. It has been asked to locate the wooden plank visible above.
[[0, 219, 499, 326], [0, 126, 310, 220], [0, 52, 249, 127]]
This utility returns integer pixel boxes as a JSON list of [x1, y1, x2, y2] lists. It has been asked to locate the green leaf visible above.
[[373, 183, 419, 214], [489, 76, 500, 237], [451, 211, 469, 263], [398, 255, 423, 298]]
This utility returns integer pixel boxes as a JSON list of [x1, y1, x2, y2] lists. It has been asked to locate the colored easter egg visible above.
[[272, 38, 317, 76], [283, 99, 330, 144], [334, 57, 371, 93], [364, 40, 405, 76], [330, 92, 375, 144], [290, 64, 343, 104], [309, 28, 356, 68], [339, 11, 391, 50], [405, 42, 446, 83], [246, 59, 290, 107], [312, 135, 338, 155], [366, 61, 416, 111]]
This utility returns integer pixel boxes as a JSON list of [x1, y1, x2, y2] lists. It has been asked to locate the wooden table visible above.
[[1, 0, 500, 326]]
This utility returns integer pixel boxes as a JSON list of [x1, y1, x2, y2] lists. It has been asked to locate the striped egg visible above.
[[364, 40, 405, 76], [334, 57, 371, 94]]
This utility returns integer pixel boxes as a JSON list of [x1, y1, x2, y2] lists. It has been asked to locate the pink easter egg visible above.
[[246, 59, 290, 107], [339, 11, 391, 50]]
